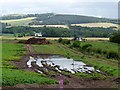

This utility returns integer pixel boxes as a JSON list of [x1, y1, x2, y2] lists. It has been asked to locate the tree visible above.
[[110, 33, 120, 44]]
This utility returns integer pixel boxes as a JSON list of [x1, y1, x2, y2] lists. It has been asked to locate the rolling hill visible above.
[[32, 13, 118, 25], [0, 17, 36, 26], [0, 13, 118, 28]]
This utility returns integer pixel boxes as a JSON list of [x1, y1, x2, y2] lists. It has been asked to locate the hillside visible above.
[[31, 13, 117, 25], [0, 14, 34, 20], [1, 13, 118, 26], [0, 17, 36, 26]]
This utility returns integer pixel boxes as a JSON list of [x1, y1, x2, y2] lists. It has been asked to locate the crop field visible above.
[[2, 40, 57, 86], [85, 38, 109, 41], [0, 17, 36, 26], [30, 25, 69, 28], [71, 23, 118, 29]]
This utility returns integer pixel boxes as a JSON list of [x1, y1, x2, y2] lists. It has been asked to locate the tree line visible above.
[[2, 26, 117, 38]]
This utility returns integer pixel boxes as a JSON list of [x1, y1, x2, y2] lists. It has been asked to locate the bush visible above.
[[82, 44, 92, 51], [71, 41, 81, 48], [102, 50, 107, 54], [58, 38, 62, 43], [86, 48, 92, 52], [58, 38, 71, 45], [96, 49, 102, 54], [61, 39, 71, 45], [110, 33, 120, 44], [107, 51, 119, 59]]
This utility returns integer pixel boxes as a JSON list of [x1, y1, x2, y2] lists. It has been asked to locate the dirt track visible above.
[[3, 44, 119, 89]]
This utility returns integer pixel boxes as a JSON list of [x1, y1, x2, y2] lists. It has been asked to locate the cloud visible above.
[[0, 0, 119, 18]]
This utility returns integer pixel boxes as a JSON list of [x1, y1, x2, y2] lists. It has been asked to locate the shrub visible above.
[[96, 49, 102, 54], [110, 33, 120, 44], [71, 41, 81, 48], [61, 39, 71, 45], [86, 48, 91, 52], [82, 44, 92, 51], [58, 38, 62, 43], [107, 51, 119, 59], [102, 50, 107, 54]]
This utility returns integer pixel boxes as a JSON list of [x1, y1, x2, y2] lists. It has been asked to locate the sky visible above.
[[0, 0, 119, 18]]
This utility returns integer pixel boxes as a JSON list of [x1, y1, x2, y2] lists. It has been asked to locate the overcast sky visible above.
[[0, 0, 119, 18]]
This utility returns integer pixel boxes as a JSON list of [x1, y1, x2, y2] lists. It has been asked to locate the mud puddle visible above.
[[27, 55, 100, 74]]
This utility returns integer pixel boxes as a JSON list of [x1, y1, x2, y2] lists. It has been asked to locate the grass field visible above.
[[80, 41, 118, 53], [0, 17, 36, 26], [2, 41, 25, 68], [3, 68, 57, 86], [2, 40, 57, 86], [33, 43, 81, 59], [33, 41, 118, 77]]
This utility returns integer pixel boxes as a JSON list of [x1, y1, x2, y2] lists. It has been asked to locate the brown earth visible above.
[[18, 37, 50, 44], [2, 44, 119, 89]]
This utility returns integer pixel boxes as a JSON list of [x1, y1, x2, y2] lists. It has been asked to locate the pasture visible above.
[[80, 41, 118, 53], [0, 17, 36, 26], [33, 40, 118, 77]]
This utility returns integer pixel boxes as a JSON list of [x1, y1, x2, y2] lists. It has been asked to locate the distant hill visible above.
[[0, 14, 35, 20], [30, 13, 118, 25], [1, 13, 118, 26]]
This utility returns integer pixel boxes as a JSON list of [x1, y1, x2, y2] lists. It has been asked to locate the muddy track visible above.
[[7, 44, 119, 89], [19, 44, 87, 88], [24, 44, 36, 55]]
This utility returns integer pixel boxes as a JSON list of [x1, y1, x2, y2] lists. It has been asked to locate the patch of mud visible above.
[[27, 55, 99, 74], [113, 78, 120, 84], [12, 54, 119, 89]]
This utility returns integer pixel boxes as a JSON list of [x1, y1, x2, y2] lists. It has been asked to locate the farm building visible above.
[[35, 32, 42, 37], [73, 37, 82, 41], [73, 37, 87, 41]]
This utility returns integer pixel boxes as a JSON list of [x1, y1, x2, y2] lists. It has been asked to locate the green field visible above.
[[2, 41, 25, 68], [33, 41, 118, 77], [33, 44, 79, 58], [2, 68, 57, 86], [2, 40, 57, 86], [80, 41, 118, 53], [2, 39, 119, 86], [1, 17, 36, 26]]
